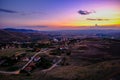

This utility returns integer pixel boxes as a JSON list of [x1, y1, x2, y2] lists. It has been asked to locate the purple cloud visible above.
[[0, 8, 45, 16], [78, 10, 95, 15], [0, 8, 18, 13], [87, 18, 110, 21]]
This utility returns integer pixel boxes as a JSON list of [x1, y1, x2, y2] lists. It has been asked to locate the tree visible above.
[[36, 57, 52, 69]]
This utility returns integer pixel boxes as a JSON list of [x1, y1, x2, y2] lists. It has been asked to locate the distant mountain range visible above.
[[3, 28, 120, 34], [4, 28, 38, 33], [0, 28, 120, 42]]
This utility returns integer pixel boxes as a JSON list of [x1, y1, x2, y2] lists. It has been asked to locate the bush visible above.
[[66, 51, 71, 56], [36, 57, 52, 69], [50, 48, 62, 56], [7, 66, 19, 71]]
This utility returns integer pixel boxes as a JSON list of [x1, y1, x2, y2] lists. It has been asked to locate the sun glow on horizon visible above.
[[0, 0, 120, 30]]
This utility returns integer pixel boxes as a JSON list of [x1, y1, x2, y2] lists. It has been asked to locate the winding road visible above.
[[0, 48, 49, 74], [42, 58, 62, 72]]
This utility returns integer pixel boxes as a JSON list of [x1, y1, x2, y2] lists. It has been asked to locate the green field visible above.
[[0, 48, 27, 57], [0, 48, 36, 57]]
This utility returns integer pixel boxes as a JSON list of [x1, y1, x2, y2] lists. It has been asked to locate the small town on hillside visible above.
[[0, 36, 120, 80]]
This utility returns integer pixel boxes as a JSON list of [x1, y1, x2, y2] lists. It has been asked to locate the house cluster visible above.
[[0, 52, 42, 73], [0, 43, 21, 50], [37, 40, 51, 44], [0, 53, 27, 67], [23, 55, 41, 73]]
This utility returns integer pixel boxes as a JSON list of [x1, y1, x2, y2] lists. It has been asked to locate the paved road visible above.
[[0, 48, 62, 74], [21, 49, 47, 70], [42, 58, 62, 72], [0, 70, 20, 74], [0, 48, 49, 74]]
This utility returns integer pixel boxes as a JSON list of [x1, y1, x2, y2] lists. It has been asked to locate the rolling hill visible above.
[[0, 29, 30, 42]]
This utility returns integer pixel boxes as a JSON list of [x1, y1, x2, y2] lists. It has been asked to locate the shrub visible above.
[[7, 66, 19, 71]]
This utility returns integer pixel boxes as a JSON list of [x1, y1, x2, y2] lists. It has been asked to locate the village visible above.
[[0, 37, 120, 80], [0, 38, 73, 75]]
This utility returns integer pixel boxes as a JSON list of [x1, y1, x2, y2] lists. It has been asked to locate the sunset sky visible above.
[[0, 0, 120, 30]]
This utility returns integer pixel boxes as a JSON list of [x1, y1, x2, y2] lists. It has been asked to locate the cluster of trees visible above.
[[0, 56, 18, 66], [0, 53, 26, 67], [36, 57, 52, 69]]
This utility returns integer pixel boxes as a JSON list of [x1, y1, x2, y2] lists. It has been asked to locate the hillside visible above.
[[0, 29, 50, 42], [0, 29, 30, 42]]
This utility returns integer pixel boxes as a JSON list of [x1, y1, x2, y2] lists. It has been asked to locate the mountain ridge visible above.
[[3, 28, 38, 33]]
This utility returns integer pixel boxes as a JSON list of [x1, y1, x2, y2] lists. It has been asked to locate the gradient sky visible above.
[[0, 0, 120, 30]]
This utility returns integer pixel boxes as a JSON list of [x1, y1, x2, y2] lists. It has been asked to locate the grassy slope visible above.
[[43, 60, 120, 80], [0, 48, 36, 57], [0, 48, 27, 57]]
